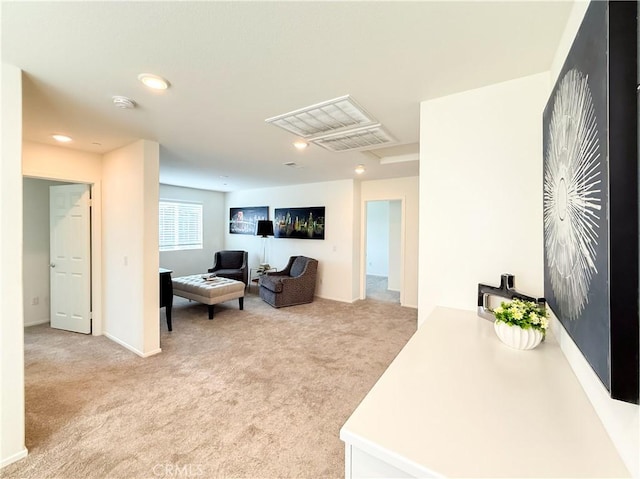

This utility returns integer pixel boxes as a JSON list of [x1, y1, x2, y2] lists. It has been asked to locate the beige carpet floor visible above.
[[3, 292, 416, 479]]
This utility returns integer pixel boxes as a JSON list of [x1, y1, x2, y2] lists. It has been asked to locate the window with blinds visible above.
[[159, 201, 203, 251]]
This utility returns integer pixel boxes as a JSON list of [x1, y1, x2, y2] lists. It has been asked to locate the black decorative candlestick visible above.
[[477, 273, 545, 321]]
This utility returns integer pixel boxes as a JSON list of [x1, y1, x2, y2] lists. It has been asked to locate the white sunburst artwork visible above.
[[543, 68, 602, 321]]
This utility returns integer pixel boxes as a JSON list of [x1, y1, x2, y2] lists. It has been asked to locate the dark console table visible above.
[[159, 268, 173, 331]]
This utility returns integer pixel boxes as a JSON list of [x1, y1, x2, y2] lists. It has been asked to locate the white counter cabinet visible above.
[[340, 307, 629, 478]]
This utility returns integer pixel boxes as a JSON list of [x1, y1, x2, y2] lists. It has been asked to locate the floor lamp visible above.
[[256, 220, 274, 266]]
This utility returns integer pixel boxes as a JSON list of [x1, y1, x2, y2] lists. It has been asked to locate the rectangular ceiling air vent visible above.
[[265, 95, 376, 138], [310, 124, 396, 152]]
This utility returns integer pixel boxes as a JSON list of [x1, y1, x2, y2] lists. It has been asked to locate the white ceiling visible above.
[[3, 1, 573, 192]]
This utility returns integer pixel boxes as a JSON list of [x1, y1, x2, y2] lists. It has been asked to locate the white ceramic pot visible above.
[[494, 320, 543, 350]]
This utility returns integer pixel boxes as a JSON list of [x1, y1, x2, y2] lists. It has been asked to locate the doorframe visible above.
[[24, 175, 103, 336], [360, 197, 406, 305]]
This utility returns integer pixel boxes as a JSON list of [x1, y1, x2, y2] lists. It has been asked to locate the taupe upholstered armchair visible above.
[[259, 256, 318, 308], [208, 250, 248, 285]]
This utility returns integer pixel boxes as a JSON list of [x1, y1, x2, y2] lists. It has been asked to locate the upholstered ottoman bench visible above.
[[172, 275, 245, 319]]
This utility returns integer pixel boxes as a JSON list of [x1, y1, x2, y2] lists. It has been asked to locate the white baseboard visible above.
[[401, 302, 417, 310], [316, 294, 351, 303], [104, 332, 162, 358], [140, 348, 162, 358], [0, 447, 28, 469], [23, 319, 49, 327]]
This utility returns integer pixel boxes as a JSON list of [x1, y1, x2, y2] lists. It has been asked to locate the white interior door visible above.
[[50, 184, 91, 334]]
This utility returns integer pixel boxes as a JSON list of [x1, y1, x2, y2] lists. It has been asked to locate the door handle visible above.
[[49, 263, 56, 268]]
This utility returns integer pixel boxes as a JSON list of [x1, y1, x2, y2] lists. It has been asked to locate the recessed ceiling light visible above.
[[293, 141, 308, 150], [355, 164, 366, 175], [138, 73, 170, 90], [52, 134, 72, 143]]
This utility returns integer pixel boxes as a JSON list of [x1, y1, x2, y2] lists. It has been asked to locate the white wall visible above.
[[225, 180, 358, 302], [547, 1, 639, 476], [418, 2, 639, 473], [142, 141, 160, 353], [103, 140, 160, 357], [159, 184, 225, 277], [366, 201, 390, 276], [22, 141, 104, 335], [0, 63, 27, 468], [22, 141, 102, 180], [419, 73, 547, 323], [388, 200, 402, 291], [361, 177, 419, 308], [351, 181, 362, 303], [22, 178, 69, 326]]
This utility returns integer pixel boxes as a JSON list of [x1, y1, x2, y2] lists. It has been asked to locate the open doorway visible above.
[[365, 200, 402, 303]]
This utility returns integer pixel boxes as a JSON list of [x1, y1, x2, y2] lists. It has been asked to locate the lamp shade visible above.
[[256, 220, 274, 237]]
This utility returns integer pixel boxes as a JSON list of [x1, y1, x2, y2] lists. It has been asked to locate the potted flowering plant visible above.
[[491, 298, 549, 350]]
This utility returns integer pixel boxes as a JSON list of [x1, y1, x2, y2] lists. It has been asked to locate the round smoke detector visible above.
[[112, 96, 136, 109]]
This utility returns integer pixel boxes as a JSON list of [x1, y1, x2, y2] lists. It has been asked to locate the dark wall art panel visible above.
[[542, 1, 638, 404], [274, 207, 325, 240], [229, 206, 268, 235]]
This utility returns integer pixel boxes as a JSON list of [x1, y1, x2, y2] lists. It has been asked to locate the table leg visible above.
[[166, 298, 173, 332]]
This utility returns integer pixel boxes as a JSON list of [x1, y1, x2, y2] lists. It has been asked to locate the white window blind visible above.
[[159, 201, 203, 251]]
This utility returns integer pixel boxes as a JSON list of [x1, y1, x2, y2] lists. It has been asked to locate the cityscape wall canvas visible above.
[[229, 206, 268, 235], [274, 207, 325, 240]]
